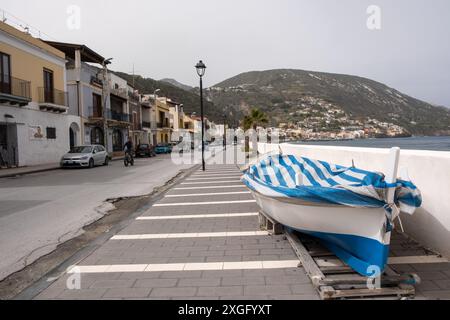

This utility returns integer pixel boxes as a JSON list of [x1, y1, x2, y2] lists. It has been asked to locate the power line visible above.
[[0, 7, 57, 41]]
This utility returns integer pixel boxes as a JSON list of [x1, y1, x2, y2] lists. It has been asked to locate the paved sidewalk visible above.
[[28, 151, 450, 300], [33, 163, 319, 300], [0, 163, 59, 178], [0, 156, 129, 179]]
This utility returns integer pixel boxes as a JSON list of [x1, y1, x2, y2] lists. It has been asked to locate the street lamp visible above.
[[195, 60, 207, 171], [102, 58, 113, 152], [223, 115, 227, 151]]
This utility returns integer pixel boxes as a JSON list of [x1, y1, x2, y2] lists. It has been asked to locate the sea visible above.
[[291, 136, 450, 152]]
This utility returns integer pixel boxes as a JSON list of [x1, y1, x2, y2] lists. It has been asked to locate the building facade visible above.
[[0, 21, 77, 167], [154, 97, 172, 144], [128, 84, 144, 146], [140, 95, 157, 146], [46, 42, 132, 157]]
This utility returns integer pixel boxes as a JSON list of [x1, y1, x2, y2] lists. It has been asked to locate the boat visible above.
[[241, 147, 422, 277]]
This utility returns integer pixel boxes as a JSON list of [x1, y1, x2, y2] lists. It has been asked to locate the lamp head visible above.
[[195, 60, 207, 77]]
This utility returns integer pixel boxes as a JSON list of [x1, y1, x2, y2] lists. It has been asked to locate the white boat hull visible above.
[[251, 190, 391, 276]]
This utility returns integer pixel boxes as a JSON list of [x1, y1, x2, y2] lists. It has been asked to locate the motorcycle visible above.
[[124, 151, 135, 167]]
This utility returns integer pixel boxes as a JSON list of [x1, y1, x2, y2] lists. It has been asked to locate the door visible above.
[[90, 127, 104, 146], [0, 52, 11, 94], [93, 146, 103, 165], [43, 69, 54, 103], [92, 93, 102, 117], [69, 127, 75, 149]]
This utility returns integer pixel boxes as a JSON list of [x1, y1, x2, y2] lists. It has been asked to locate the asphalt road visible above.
[[0, 154, 194, 281]]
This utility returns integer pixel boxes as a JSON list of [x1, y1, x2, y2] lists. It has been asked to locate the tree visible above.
[[241, 108, 268, 152]]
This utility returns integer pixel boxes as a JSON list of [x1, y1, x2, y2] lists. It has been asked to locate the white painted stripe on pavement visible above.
[[192, 172, 242, 176], [388, 255, 449, 265], [181, 180, 243, 185], [186, 177, 242, 181], [189, 173, 243, 179], [111, 231, 269, 240], [154, 200, 256, 207], [67, 260, 299, 274], [136, 212, 259, 220], [165, 191, 251, 198], [195, 170, 241, 174], [174, 185, 246, 190]]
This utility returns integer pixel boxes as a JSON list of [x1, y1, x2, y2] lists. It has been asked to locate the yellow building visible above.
[[0, 21, 78, 167], [154, 97, 172, 143]]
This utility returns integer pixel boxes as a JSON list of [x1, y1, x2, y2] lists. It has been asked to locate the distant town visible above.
[[266, 96, 410, 142]]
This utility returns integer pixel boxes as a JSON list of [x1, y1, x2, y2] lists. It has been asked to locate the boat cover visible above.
[[242, 154, 422, 215]]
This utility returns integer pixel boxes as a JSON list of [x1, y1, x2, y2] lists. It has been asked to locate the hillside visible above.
[[160, 78, 193, 91], [113, 72, 227, 122], [208, 69, 450, 135]]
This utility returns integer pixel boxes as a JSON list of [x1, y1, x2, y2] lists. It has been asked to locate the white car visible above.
[[61, 145, 109, 169]]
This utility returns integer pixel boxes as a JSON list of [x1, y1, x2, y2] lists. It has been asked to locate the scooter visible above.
[[124, 152, 135, 167]]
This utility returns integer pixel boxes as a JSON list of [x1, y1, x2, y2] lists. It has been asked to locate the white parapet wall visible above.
[[258, 142, 450, 258]]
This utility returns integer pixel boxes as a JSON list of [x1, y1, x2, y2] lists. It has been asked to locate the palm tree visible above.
[[241, 108, 268, 152]]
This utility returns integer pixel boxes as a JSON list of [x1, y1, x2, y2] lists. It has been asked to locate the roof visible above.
[[166, 99, 182, 106], [44, 41, 105, 64], [0, 22, 65, 60]]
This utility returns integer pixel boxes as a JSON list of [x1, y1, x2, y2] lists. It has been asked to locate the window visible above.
[[0, 52, 11, 94], [43, 69, 54, 103], [46, 127, 56, 139]]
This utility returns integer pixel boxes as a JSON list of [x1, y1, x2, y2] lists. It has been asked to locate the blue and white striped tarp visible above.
[[242, 154, 422, 214]]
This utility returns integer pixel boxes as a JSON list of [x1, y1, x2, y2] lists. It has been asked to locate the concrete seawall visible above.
[[258, 142, 450, 258]]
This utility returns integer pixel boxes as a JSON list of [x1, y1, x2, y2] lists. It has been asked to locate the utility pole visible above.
[[223, 115, 227, 151], [102, 58, 113, 153]]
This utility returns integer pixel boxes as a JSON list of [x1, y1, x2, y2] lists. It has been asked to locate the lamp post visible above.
[[102, 58, 113, 152], [223, 115, 227, 151], [152, 89, 161, 145], [195, 60, 207, 171]]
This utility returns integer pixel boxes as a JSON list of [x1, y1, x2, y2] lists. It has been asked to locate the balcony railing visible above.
[[157, 119, 170, 129], [88, 106, 103, 118], [90, 76, 103, 87], [142, 121, 152, 129], [38, 87, 68, 106], [106, 109, 131, 122], [132, 122, 143, 131], [0, 75, 31, 101], [110, 87, 128, 99]]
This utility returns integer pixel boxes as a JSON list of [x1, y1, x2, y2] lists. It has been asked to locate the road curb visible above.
[[0, 166, 60, 179]]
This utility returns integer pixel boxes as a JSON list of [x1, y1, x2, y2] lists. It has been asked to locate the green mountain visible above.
[[208, 69, 450, 135], [113, 72, 226, 122], [160, 78, 193, 92]]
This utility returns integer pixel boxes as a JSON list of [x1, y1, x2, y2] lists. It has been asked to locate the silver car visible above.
[[61, 145, 109, 168]]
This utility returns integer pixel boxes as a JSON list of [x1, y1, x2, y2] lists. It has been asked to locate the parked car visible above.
[[155, 143, 173, 154], [61, 145, 109, 169], [135, 144, 156, 158]]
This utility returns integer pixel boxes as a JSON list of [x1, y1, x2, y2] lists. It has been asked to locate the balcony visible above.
[[0, 76, 31, 107], [90, 76, 103, 88], [110, 87, 128, 100], [106, 109, 131, 123], [142, 121, 152, 129], [38, 87, 68, 113], [157, 119, 170, 129], [88, 106, 103, 119], [132, 122, 143, 131]]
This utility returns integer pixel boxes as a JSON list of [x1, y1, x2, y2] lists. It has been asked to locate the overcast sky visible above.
[[2, 0, 449, 106]]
